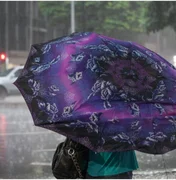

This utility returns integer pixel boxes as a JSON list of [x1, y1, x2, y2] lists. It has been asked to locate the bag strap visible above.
[[68, 148, 84, 179]]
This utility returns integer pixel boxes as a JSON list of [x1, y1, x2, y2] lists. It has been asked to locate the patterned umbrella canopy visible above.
[[14, 32, 176, 154]]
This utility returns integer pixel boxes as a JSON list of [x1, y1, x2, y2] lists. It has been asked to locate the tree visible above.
[[39, 1, 71, 35], [38, 1, 148, 41], [145, 2, 176, 33]]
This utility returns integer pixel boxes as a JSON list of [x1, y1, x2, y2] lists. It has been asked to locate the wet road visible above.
[[0, 96, 65, 178], [0, 96, 176, 179]]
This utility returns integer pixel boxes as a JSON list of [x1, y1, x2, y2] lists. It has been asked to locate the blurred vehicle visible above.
[[0, 65, 23, 99]]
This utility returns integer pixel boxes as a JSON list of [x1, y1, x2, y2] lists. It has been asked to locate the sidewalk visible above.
[[134, 170, 176, 179]]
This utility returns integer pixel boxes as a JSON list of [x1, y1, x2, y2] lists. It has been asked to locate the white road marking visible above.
[[1, 122, 32, 125], [30, 162, 51, 166], [33, 149, 55, 152], [0, 131, 53, 136], [134, 168, 176, 174]]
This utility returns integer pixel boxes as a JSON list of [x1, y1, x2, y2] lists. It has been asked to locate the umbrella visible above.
[[14, 32, 176, 154]]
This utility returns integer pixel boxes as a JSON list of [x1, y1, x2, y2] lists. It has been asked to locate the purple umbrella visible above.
[[14, 32, 176, 154]]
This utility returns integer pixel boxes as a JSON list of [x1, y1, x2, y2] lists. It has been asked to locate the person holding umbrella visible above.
[[86, 144, 138, 179], [14, 32, 176, 179]]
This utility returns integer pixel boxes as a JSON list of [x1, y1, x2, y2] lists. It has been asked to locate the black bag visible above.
[[52, 138, 89, 179]]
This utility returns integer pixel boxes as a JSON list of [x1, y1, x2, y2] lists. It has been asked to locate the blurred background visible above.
[[1, 1, 176, 179]]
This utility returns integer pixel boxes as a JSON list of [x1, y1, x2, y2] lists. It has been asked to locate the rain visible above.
[[1, 97, 176, 178], [1, 1, 176, 179]]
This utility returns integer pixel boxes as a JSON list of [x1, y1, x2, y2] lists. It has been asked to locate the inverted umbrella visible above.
[[14, 32, 176, 154]]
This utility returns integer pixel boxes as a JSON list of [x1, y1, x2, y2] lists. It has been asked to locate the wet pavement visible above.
[[0, 96, 176, 179]]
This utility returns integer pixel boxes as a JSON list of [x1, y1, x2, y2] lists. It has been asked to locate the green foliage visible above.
[[145, 2, 176, 32], [39, 1, 70, 25], [103, 1, 147, 34], [38, 1, 148, 39]]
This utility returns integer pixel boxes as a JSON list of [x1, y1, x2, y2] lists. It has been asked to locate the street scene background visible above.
[[1, 1, 176, 179], [1, 96, 176, 179]]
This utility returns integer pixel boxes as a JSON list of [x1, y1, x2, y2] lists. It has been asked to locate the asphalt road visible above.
[[0, 96, 176, 178]]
